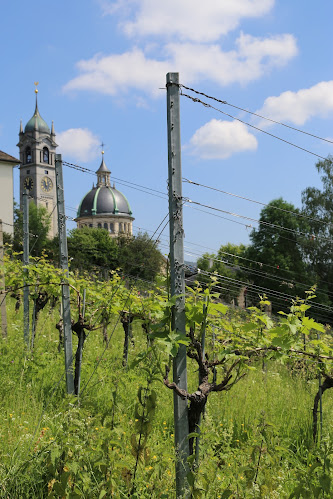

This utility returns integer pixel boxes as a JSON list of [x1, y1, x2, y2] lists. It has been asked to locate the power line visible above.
[[156, 234, 333, 303], [62, 160, 168, 200], [180, 92, 328, 161], [185, 198, 333, 243], [132, 221, 333, 294], [183, 177, 332, 228], [198, 268, 333, 315], [182, 247, 333, 299], [184, 201, 319, 248], [178, 83, 333, 145], [183, 265, 333, 323]]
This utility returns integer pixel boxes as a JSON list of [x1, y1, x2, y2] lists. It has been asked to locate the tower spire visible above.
[[34, 81, 39, 114]]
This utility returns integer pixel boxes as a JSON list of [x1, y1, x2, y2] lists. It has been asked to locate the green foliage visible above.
[[302, 155, 333, 306], [11, 201, 51, 257], [245, 198, 317, 311], [197, 243, 247, 304], [3, 259, 333, 497], [117, 231, 164, 281], [67, 227, 119, 274]]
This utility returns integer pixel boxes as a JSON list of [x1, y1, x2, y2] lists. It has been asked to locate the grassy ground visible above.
[[1, 299, 333, 498]]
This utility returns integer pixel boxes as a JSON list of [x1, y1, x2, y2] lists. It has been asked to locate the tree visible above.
[[117, 232, 164, 282], [63, 229, 163, 282], [245, 198, 319, 311], [66, 227, 119, 275], [301, 156, 333, 304], [10, 202, 51, 257], [197, 243, 247, 304]]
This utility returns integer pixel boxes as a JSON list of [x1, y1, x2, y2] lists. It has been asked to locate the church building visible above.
[[17, 88, 58, 238], [75, 153, 134, 237], [17, 88, 134, 239]]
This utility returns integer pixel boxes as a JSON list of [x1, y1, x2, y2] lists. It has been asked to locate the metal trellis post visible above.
[[166, 72, 190, 497], [55, 154, 74, 395], [0, 220, 7, 338], [23, 190, 30, 346]]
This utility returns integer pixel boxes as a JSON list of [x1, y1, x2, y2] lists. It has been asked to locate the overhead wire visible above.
[[198, 267, 333, 314], [132, 222, 333, 299], [178, 83, 333, 145], [62, 160, 168, 200], [183, 247, 333, 299], [179, 91, 328, 161], [183, 264, 332, 323], [183, 177, 332, 228], [184, 201, 328, 248], [184, 197, 333, 243]]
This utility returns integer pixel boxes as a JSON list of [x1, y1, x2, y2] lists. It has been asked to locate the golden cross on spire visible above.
[[34, 81, 39, 94]]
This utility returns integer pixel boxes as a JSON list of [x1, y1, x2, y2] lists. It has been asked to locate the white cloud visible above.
[[63, 48, 170, 97], [168, 34, 297, 86], [187, 119, 258, 159], [256, 81, 333, 126], [104, 0, 275, 42], [57, 128, 100, 162], [64, 34, 297, 96]]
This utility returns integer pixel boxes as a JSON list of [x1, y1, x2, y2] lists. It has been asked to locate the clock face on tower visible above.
[[24, 177, 34, 191], [41, 176, 53, 193]]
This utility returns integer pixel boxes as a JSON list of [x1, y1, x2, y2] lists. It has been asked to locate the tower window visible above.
[[104, 223, 108, 230], [43, 147, 49, 164], [98, 223, 102, 228], [44, 170, 48, 174], [110, 223, 114, 233], [27, 170, 30, 174], [26, 147, 32, 164]]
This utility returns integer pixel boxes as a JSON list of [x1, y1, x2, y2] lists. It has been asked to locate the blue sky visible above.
[[1, 0, 333, 260]]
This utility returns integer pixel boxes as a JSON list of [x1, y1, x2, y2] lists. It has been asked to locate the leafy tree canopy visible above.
[[246, 198, 325, 311], [197, 243, 247, 304], [117, 232, 164, 282], [8, 202, 51, 257], [67, 227, 119, 275], [301, 156, 333, 295]]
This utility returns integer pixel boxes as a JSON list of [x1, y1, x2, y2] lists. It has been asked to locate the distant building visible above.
[[17, 89, 58, 238], [75, 153, 134, 236], [0, 150, 20, 235]]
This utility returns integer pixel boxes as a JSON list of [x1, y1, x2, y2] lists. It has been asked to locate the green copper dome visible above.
[[24, 98, 50, 134]]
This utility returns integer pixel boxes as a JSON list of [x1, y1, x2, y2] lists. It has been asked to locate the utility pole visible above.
[[166, 72, 190, 497], [55, 154, 74, 395], [0, 220, 7, 338], [23, 190, 30, 346]]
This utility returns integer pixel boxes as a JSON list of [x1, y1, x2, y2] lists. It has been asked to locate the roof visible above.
[[0, 150, 20, 164], [24, 99, 50, 134], [77, 185, 133, 218], [96, 157, 111, 174]]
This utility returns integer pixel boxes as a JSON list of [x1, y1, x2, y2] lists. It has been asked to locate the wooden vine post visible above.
[[55, 154, 74, 395], [166, 71, 190, 497], [0, 220, 7, 338]]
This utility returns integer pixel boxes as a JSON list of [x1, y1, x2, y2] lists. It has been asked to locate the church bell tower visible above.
[[17, 85, 58, 238]]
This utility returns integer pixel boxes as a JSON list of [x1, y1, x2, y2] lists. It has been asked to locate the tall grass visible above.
[[1, 298, 333, 497]]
